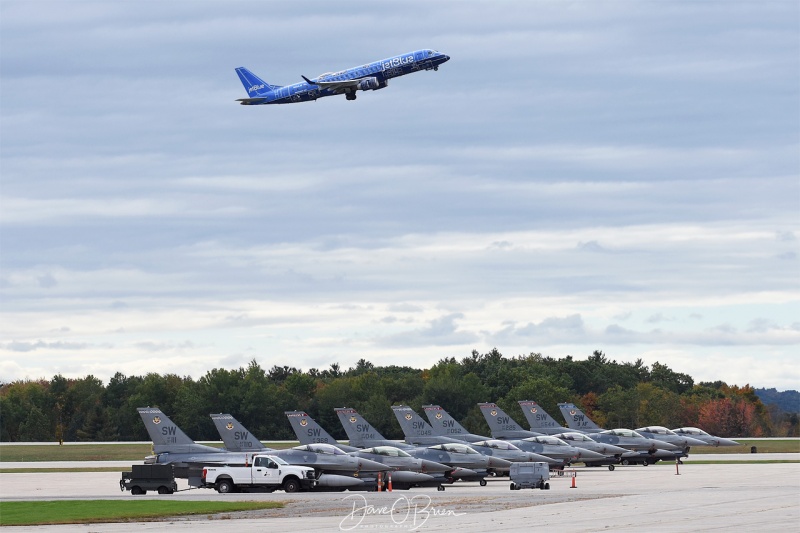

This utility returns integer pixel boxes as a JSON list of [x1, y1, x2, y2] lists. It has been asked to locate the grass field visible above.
[[0, 500, 284, 526], [0, 441, 295, 462], [687, 439, 799, 454]]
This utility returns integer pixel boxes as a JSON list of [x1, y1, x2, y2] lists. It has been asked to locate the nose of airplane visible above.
[[574, 448, 606, 461], [419, 459, 452, 473], [357, 457, 392, 471], [648, 439, 680, 451], [485, 456, 513, 469], [714, 437, 741, 447], [600, 444, 630, 456], [524, 452, 559, 465], [683, 436, 710, 448]]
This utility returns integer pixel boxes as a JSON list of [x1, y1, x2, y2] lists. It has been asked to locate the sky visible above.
[[1, 1, 798, 390]]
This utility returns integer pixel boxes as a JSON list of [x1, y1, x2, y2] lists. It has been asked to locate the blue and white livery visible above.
[[235, 49, 450, 105]]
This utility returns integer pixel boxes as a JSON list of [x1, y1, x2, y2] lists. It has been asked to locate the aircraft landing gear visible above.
[[434, 66, 438, 71], [346, 93, 357, 101]]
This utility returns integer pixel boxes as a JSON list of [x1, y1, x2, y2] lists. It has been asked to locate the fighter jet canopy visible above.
[[293, 443, 348, 455], [472, 440, 522, 451], [601, 429, 645, 438], [429, 443, 481, 455], [637, 426, 679, 436], [361, 446, 413, 458]]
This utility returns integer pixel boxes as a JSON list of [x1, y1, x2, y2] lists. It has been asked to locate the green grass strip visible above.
[[0, 467, 125, 473], [0, 500, 284, 526], [679, 459, 800, 465]]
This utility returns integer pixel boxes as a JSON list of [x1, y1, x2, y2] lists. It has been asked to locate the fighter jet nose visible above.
[[487, 456, 513, 469], [421, 459, 452, 473], [577, 449, 607, 460], [359, 458, 392, 471]]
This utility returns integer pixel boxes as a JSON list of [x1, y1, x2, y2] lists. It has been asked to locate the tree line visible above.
[[1, 349, 796, 442]]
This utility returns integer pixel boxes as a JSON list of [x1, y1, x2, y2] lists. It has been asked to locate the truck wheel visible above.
[[217, 480, 234, 494], [157, 486, 173, 495], [621, 459, 630, 466], [131, 486, 143, 495], [283, 478, 301, 493], [479, 479, 487, 487]]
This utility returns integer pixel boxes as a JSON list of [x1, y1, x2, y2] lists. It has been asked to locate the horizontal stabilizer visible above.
[[236, 98, 268, 105]]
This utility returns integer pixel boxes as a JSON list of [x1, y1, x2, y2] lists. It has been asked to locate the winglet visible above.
[[302, 75, 316, 85]]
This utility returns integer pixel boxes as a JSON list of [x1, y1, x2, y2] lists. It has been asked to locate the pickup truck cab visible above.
[[202, 454, 317, 493]]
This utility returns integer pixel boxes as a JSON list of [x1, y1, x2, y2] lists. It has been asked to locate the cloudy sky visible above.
[[1, 1, 798, 390]]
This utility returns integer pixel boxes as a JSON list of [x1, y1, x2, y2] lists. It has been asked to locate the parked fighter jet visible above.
[[336, 407, 500, 485], [476, 403, 605, 464], [552, 431, 629, 470], [284, 410, 453, 489], [209, 413, 389, 488], [517, 400, 568, 435], [557, 402, 690, 463], [672, 427, 741, 447], [421, 404, 560, 465], [138, 407, 243, 466], [635, 426, 708, 452]]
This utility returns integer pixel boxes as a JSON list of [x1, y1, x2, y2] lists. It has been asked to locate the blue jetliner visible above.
[[235, 49, 450, 105]]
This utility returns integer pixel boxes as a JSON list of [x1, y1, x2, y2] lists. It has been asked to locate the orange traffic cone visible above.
[[387, 472, 393, 492], [377, 471, 383, 491], [570, 471, 577, 488]]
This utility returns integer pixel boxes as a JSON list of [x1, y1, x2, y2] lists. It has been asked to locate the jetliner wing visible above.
[[302, 75, 362, 92]]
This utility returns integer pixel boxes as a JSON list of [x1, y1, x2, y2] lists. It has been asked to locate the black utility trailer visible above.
[[120, 464, 177, 495]]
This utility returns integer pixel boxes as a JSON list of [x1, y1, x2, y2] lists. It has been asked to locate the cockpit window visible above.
[[294, 443, 346, 455]]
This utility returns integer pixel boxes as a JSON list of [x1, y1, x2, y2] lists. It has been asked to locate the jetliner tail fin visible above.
[[235, 67, 280, 96], [478, 402, 524, 438], [558, 402, 602, 431], [137, 407, 195, 446], [210, 413, 268, 452], [518, 400, 562, 432], [285, 411, 339, 446]]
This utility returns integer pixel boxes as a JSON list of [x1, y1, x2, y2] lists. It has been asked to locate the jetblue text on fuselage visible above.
[[234, 49, 449, 105]]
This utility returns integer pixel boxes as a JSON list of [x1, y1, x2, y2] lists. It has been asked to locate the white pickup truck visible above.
[[201, 455, 317, 493]]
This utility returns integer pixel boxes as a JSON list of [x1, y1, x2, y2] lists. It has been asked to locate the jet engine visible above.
[[357, 77, 381, 91]]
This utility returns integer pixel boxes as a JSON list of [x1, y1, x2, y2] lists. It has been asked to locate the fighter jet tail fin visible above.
[[518, 400, 563, 433], [335, 407, 388, 447], [285, 411, 339, 446], [391, 405, 434, 442], [422, 405, 470, 437], [210, 413, 267, 452], [137, 407, 196, 447], [558, 402, 602, 432], [478, 402, 525, 438]]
